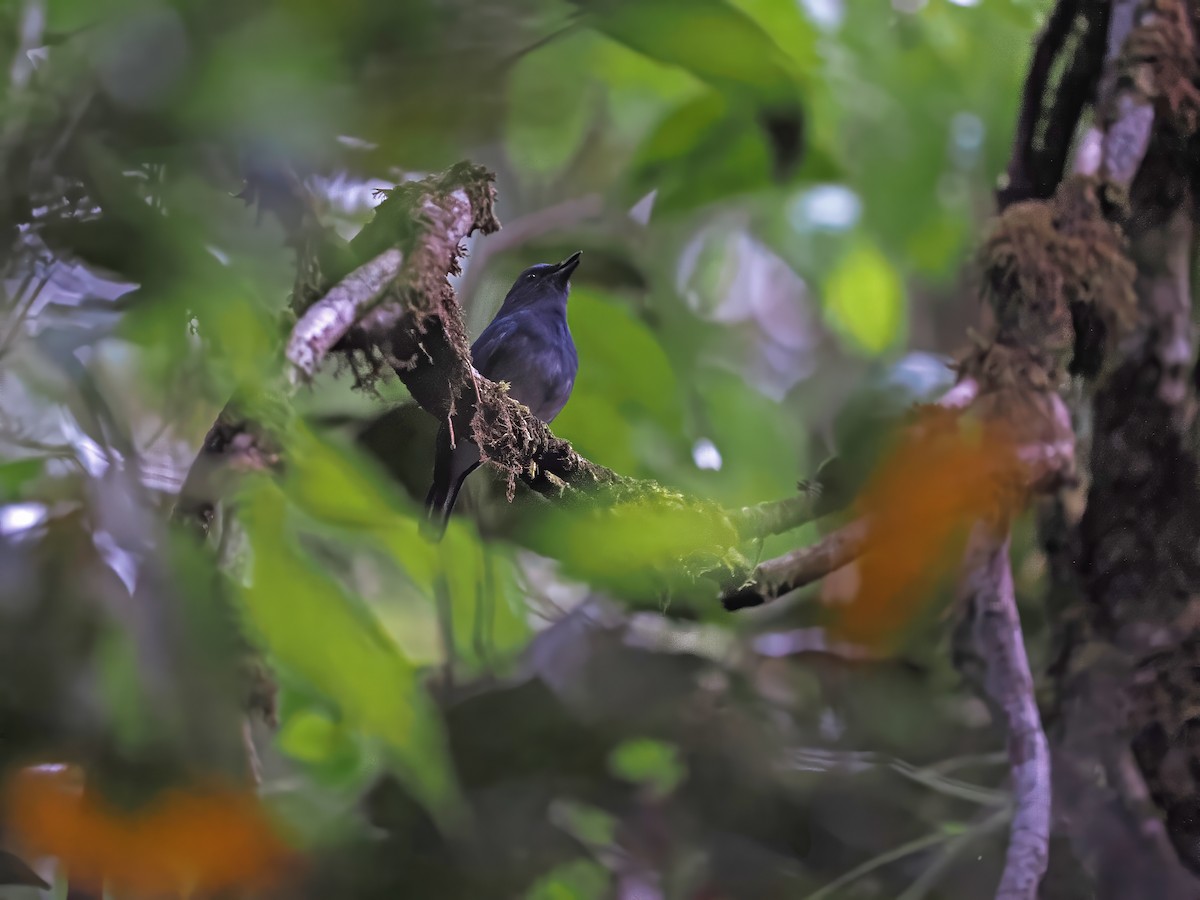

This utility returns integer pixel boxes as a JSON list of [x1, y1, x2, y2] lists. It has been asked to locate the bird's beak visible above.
[[550, 250, 582, 285]]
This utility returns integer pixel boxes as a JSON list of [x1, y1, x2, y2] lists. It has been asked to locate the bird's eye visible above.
[[527, 274, 536, 281]]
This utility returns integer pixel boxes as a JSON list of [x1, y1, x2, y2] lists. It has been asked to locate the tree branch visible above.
[[996, 0, 1081, 209], [721, 518, 870, 611], [286, 248, 405, 383], [958, 531, 1050, 900], [179, 162, 825, 574], [730, 490, 822, 541]]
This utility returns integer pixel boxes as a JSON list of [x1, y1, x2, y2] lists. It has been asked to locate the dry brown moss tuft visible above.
[[955, 336, 1062, 396], [979, 176, 1137, 377], [1119, 0, 1200, 135], [953, 338, 1076, 493]]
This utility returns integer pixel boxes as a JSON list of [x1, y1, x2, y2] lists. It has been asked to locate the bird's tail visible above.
[[422, 479, 456, 542]]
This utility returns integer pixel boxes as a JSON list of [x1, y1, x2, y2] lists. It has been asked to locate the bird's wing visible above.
[[470, 312, 575, 422], [469, 315, 521, 376]]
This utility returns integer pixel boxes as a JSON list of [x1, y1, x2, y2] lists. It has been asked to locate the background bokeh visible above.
[[0, 1, 1057, 897]]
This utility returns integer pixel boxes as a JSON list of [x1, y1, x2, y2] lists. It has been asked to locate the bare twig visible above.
[[788, 747, 1009, 806], [803, 830, 955, 900], [959, 531, 1050, 900], [721, 518, 870, 611], [897, 809, 1012, 900]]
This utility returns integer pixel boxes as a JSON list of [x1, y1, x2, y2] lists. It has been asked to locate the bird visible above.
[[423, 250, 582, 540]]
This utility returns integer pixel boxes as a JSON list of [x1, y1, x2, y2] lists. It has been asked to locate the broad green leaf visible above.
[[505, 30, 598, 180], [729, 0, 820, 71], [626, 91, 777, 212], [574, 0, 808, 181], [277, 709, 344, 764], [590, 35, 701, 143], [628, 89, 839, 212], [822, 240, 906, 356], [554, 289, 681, 473], [285, 424, 441, 589], [572, 0, 809, 100], [286, 424, 529, 673], [238, 482, 461, 826], [527, 498, 738, 597]]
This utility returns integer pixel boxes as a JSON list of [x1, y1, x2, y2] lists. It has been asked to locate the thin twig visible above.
[[788, 747, 1009, 806], [803, 830, 953, 900], [897, 808, 1012, 900]]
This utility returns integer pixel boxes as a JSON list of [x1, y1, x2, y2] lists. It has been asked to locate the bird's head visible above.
[[499, 250, 582, 311]]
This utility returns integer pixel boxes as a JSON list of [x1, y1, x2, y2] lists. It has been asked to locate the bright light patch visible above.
[[790, 185, 862, 232], [692, 438, 723, 471], [0, 503, 47, 535]]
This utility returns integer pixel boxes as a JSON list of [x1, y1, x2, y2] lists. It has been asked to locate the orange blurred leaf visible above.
[[827, 409, 1023, 649], [4, 765, 292, 896]]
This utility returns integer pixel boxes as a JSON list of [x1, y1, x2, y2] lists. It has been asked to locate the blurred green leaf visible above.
[[278, 708, 346, 764], [524, 859, 610, 900], [550, 800, 619, 849], [627, 92, 777, 213], [527, 498, 738, 598], [274, 680, 382, 791], [506, 30, 599, 181], [573, 0, 809, 181], [0, 459, 42, 503], [285, 425, 440, 585], [554, 288, 681, 473], [286, 425, 530, 673], [238, 481, 461, 826], [47, 0, 140, 32], [822, 240, 906, 356], [609, 738, 686, 796], [181, 9, 346, 157], [572, 0, 809, 100], [97, 627, 155, 751]]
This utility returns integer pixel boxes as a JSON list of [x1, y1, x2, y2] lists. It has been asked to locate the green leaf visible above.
[[608, 738, 686, 796], [238, 481, 461, 827], [285, 425, 441, 585], [528, 496, 738, 598], [574, 0, 809, 179], [573, 0, 809, 100], [822, 240, 906, 356], [0, 459, 41, 503], [505, 30, 598, 180], [553, 289, 681, 470], [278, 708, 342, 764], [524, 859, 610, 900], [550, 800, 619, 850]]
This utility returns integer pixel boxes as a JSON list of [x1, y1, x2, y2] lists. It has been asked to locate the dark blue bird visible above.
[[423, 251, 582, 539]]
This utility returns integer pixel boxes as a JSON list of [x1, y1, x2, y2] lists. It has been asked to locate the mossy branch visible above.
[[179, 162, 824, 588]]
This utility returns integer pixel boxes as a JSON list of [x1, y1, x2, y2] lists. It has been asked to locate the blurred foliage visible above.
[[0, 0, 1056, 897]]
